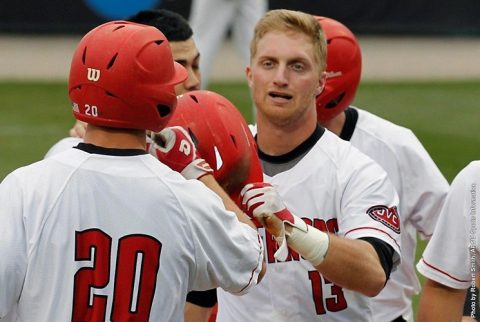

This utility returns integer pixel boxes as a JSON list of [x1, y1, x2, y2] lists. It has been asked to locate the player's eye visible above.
[[291, 62, 305, 72], [261, 60, 274, 69], [174, 59, 188, 68]]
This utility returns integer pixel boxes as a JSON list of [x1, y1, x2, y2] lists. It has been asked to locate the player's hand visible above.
[[241, 183, 329, 266], [241, 183, 306, 261], [69, 120, 87, 138], [240, 183, 305, 232], [149, 126, 213, 180]]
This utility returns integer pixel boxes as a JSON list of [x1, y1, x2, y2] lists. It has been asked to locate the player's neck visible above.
[[320, 112, 346, 137], [256, 109, 318, 156], [83, 124, 146, 150]]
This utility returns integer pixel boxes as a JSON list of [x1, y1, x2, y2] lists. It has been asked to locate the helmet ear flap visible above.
[[166, 90, 263, 206], [315, 16, 362, 123], [325, 92, 346, 109]]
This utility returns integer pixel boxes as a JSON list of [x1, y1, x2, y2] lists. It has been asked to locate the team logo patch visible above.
[[366, 205, 400, 234]]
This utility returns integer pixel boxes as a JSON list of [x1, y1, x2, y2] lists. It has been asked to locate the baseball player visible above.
[[216, 10, 402, 321], [51, 8, 201, 144], [189, 0, 268, 88], [0, 21, 268, 321], [43, 11, 225, 322], [315, 17, 449, 322], [416, 161, 480, 321]]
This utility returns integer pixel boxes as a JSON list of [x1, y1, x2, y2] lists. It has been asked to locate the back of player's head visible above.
[[167, 90, 263, 205], [250, 9, 327, 73], [128, 9, 193, 42], [68, 20, 187, 132], [315, 16, 362, 123]]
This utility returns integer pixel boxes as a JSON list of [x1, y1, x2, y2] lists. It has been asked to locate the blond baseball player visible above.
[[416, 161, 480, 321], [315, 17, 450, 322], [0, 21, 267, 321], [216, 10, 402, 321]]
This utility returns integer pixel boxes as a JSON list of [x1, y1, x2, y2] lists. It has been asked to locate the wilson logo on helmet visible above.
[[87, 68, 100, 82]]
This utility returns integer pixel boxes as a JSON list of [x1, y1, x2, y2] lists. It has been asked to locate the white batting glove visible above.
[[241, 183, 330, 266], [149, 126, 213, 180]]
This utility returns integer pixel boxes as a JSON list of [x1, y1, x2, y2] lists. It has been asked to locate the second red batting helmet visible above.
[[315, 16, 362, 123], [167, 90, 263, 205], [69, 21, 187, 132]]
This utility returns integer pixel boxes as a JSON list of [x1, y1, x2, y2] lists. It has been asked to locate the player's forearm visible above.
[[184, 303, 213, 322], [417, 279, 466, 322], [315, 236, 386, 297], [198, 174, 257, 231], [200, 175, 267, 283]]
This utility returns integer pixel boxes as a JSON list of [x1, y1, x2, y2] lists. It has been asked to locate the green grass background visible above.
[[1, 79, 479, 318]]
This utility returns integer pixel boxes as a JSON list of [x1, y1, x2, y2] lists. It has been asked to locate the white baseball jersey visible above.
[[44, 136, 82, 158], [0, 145, 264, 321], [417, 160, 480, 289], [217, 128, 401, 321], [349, 108, 449, 321]]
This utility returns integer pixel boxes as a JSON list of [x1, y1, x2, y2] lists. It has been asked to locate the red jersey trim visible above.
[[344, 226, 400, 249], [420, 258, 470, 283], [237, 234, 264, 294]]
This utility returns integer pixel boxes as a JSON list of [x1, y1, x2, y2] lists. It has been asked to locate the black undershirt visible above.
[[339, 107, 359, 141], [75, 142, 147, 156], [257, 124, 325, 164], [257, 124, 325, 177]]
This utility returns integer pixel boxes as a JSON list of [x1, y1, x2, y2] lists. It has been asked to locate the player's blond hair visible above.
[[250, 9, 327, 74]]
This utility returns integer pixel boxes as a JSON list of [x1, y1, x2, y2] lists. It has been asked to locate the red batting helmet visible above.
[[167, 90, 263, 205], [315, 16, 362, 123], [69, 21, 187, 132]]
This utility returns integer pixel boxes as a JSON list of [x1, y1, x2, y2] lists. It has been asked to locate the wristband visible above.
[[272, 212, 329, 266], [287, 224, 330, 266]]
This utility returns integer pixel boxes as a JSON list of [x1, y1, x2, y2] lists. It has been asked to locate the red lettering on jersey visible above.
[[311, 218, 338, 234], [72, 229, 111, 322], [265, 231, 279, 263], [326, 219, 339, 234], [265, 217, 338, 264], [308, 271, 348, 315], [265, 231, 300, 263], [287, 247, 300, 261], [366, 205, 400, 233], [303, 217, 313, 226], [311, 218, 326, 232], [111, 235, 161, 321]]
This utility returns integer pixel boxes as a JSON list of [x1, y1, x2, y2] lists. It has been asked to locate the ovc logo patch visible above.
[[366, 205, 400, 234]]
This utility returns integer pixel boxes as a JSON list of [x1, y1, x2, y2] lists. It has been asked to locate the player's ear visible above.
[[246, 65, 253, 89], [315, 71, 327, 96]]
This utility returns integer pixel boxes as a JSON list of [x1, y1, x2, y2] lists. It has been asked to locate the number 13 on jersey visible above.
[[309, 270, 348, 314]]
